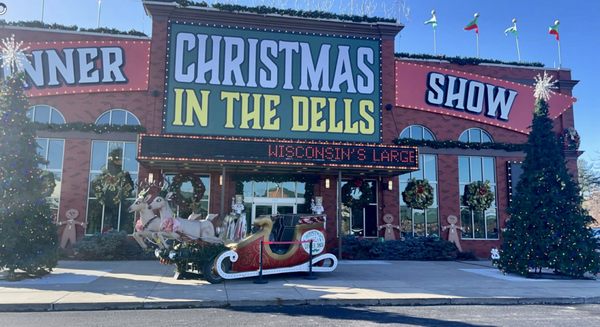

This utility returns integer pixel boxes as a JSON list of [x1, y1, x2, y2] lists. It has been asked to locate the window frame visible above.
[[399, 125, 436, 141], [27, 105, 66, 124], [458, 156, 499, 240], [85, 140, 139, 235], [36, 137, 65, 221], [95, 109, 141, 126], [459, 128, 493, 143]]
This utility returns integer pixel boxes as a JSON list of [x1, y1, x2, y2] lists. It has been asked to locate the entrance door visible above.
[[252, 200, 296, 220]]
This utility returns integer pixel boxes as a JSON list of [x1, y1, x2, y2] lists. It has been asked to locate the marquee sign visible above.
[[0, 39, 150, 97], [138, 134, 418, 171], [395, 61, 576, 134], [163, 21, 381, 142]]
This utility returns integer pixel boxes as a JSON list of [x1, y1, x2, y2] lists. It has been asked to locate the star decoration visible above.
[[533, 71, 557, 101], [1, 34, 30, 73]]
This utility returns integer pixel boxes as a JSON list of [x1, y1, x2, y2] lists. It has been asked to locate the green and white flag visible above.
[[424, 10, 437, 29], [504, 19, 518, 36]]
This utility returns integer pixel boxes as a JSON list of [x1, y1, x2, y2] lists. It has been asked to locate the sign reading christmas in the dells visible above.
[[163, 22, 381, 142]]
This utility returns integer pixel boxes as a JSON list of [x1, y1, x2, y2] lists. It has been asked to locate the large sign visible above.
[[395, 61, 576, 134], [138, 134, 418, 171], [0, 39, 150, 97], [163, 21, 381, 142]]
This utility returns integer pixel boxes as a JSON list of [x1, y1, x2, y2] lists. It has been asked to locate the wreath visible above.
[[168, 173, 206, 212], [40, 170, 56, 198], [562, 127, 580, 150], [462, 181, 495, 212], [91, 169, 134, 206], [341, 178, 373, 209], [402, 178, 434, 210]]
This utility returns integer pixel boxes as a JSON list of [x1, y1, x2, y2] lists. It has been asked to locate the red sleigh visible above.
[[206, 214, 338, 283]]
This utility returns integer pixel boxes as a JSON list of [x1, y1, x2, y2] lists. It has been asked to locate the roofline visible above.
[[395, 57, 570, 72], [0, 25, 150, 40], [142, 1, 403, 30]]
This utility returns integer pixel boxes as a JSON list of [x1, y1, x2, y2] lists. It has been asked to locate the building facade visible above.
[[0, 1, 578, 257]]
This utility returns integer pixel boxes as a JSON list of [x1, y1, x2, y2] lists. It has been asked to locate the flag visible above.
[[549, 20, 560, 40], [504, 19, 518, 36], [424, 10, 437, 29], [464, 13, 479, 34]]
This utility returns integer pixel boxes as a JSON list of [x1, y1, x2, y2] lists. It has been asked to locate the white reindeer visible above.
[[148, 192, 223, 245], [129, 192, 163, 249]]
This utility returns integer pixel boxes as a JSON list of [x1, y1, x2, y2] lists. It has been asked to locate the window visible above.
[[36, 138, 64, 220], [96, 109, 140, 126], [86, 141, 139, 234], [399, 125, 435, 141], [400, 154, 439, 237], [459, 128, 493, 143], [27, 105, 66, 124], [28, 105, 65, 220], [164, 174, 211, 219], [458, 156, 498, 239]]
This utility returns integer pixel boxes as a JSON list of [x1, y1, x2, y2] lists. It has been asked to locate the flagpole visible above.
[[476, 33, 479, 58], [97, 0, 102, 28], [433, 28, 437, 55], [41, 0, 45, 23], [557, 39, 562, 68], [515, 36, 521, 62]]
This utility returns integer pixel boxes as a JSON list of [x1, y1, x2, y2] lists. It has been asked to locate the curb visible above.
[[3, 297, 600, 312]]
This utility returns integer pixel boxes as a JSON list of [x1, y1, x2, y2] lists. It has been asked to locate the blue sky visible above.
[[2, 0, 599, 164]]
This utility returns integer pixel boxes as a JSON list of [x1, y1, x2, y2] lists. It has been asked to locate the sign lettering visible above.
[[164, 22, 381, 142], [0, 40, 150, 97]]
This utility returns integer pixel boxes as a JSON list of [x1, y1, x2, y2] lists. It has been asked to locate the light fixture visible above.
[[148, 173, 154, 183], [325, 178, 330, 189], [387, 180, 393, 191], [219, 175, 223, 186]]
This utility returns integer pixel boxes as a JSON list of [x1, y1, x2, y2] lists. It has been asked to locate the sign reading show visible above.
[[138, 135, 417, 171], [0, 40, 150, 97], [164, 22, 381, 142], [395, 61, 576, 134]]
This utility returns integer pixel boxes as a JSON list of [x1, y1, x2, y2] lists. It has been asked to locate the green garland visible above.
[[394, 138, 526, 152], [341, 178, 373, 210], [232, 174, 317, 213], [33, 122, 146, 134], [462, 181, 495, 212], [396, 52, 544, 68], [402, 178, 434, 210], [168, 173, 206, 213], [0, 19, 147, 37], [168, 1, 396, 23], [91, 169, 134, 206]]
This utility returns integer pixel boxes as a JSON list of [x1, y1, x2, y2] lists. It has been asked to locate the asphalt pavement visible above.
[[0, 259, 599, 312]]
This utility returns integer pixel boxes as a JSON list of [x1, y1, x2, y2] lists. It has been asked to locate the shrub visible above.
[[73, 231, 153, 260], [341, 236, 459, 260]]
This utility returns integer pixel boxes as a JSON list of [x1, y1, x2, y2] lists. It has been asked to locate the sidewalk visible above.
[[1, 259, 599, 312]]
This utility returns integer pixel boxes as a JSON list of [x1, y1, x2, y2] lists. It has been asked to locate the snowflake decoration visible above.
[[533, 71, 557, 101], [1, 34, 30, 73]]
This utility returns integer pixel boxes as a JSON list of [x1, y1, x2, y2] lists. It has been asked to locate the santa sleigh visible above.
[[156, 214, 338, 283]]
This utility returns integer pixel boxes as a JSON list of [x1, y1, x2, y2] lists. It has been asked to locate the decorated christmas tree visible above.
[[0, 69, 58, 278], [498, 73, 600, 277]]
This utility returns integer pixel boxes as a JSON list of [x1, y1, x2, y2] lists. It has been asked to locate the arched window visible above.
[[398, 125, 438, 237], [27, 105, 65, 124], [459, 128, 493, 143], [95, 109, 140, 126], [399, 125, 436, 141]]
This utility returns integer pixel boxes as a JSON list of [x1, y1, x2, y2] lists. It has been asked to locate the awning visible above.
[[137, 134, 419, 176]]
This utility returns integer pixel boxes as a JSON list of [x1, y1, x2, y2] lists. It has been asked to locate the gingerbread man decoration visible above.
[[57, 209, 86, 248], [442, 215, 464, 252], [378, 213, 400, 241]]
